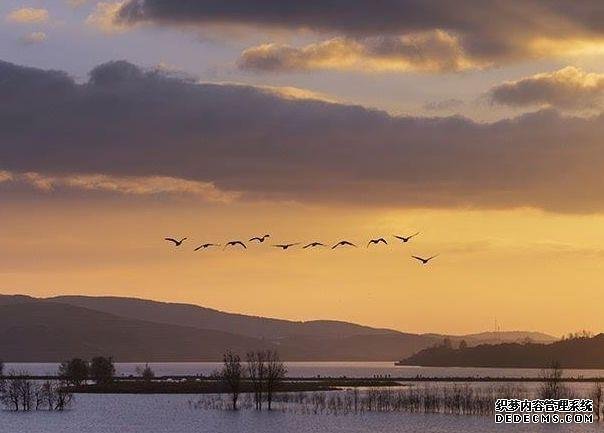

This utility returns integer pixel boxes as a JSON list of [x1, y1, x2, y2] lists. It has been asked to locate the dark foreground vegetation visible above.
[[401, 333, 604, 368], [193, 365, 604, 420], [0, 372, 73, 412]]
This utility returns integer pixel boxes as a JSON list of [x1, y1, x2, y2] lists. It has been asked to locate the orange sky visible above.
[[2, 197, 603, 337]]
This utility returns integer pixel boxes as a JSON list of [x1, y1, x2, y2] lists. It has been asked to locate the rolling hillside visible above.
[[0, 294, 558, 362]]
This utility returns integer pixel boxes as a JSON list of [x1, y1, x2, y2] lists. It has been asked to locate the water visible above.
[[2, 363, 602, 432], [6, 362, 604, 379], [0, 393, 600, 433]]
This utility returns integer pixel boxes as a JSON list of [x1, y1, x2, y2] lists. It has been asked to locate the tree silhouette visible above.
[[90, 357, 115, 385], [58, 358, 88, 386], [265, 350, 287, 411], [221, 350, 243, 410]]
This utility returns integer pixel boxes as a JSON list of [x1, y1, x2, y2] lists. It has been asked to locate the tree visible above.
[[221, 350, 243, 410], [90, 356, 115, 384], [264, 350, 286, 411], [246, 351, 267, 410], [458, 340, 468, 350], [592, 383, 603, 421], [539, 362, 569, 399], [441, 337, 452, 349], [59, 358, 89, 386], [0, 370, 73, 412], [136, 364, 155, 382]]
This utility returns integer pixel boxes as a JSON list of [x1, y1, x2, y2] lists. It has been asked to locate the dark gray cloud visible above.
[[116, 0, 604, 67], [2, 59, 604, 212], [489, 67, 604, 110]]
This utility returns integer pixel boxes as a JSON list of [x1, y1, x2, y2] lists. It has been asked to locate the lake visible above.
[[6, 361, 604, 378], [2, 363, 602, 432], [0, 393, 600, 433]]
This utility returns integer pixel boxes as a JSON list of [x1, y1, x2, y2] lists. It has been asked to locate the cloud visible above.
[[0, 170, 238, 203], [204, 80, 336, 102], [489, 67, 604, 110], [19, 31, 47, 45], [6, 7, 49, 24], [66, 0, 88, 7], [115, 0, 604, 71], [423, 98, 465, 112], [4, 59, 604, 212], [0, 170, 13, 183], [86, 2, 129, 34], [239, 32, 478, 73]]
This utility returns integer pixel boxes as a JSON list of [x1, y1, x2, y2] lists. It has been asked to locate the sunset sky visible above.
[[2, 1, 604, 336]]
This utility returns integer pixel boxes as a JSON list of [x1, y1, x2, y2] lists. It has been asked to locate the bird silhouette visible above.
[[394, 232, 420, 243], [224, 241, 247, 249], [194, 243, 220, 251], [249, 234, 270, 243], [367, 238, 388, 247], [303, 242, 325, 249], [273, 243, 299, 250], [412, 255, 438, 264], [165, 237, 187, 246], [332, 240, 356, 249]]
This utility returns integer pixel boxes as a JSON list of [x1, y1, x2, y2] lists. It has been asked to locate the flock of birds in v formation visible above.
[[164, 233, 438, 265]]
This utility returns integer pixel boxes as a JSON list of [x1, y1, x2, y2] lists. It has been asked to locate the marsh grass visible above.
[[190, 384, 530, 416]]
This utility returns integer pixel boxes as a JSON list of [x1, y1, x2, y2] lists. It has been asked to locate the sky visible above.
[[2, 1, 604, 336]]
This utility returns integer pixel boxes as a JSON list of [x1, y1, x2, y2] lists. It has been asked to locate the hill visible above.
[[399, 335, 604, 369], [0, 301, 265, 362], [0, 294, 558, 362], [49, 295, 394, 339]]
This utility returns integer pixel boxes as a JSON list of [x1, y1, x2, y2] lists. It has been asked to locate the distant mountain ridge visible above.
[[0, 294, 557, 362], [399, 335, 604, 369], [49, 295, 396, 339]]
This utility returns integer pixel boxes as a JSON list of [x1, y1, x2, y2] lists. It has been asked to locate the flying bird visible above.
[[412, 255, 438, 265], [194, 243, 220, 251], [273, 243, 299, 250], [249, 234, 270, 243], [332, 241, 356, 249], [303, 242, 325, 249], [367, 238, 388, 247], [224, 241, 247, 249], [165, 237, 187, 246], [394, 232, 420, 243]]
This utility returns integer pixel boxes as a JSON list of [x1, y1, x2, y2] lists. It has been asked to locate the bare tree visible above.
[[592, 383, 603, 421], [221, 350, 244, 410], [539, 362, 570, 399], [1, 372, 22, 411], [53, 381, 73, 411], [265, 350, 287, 411], [0, 372, 72, 412], [246, 351, 266, 410], [136, 364, 155, 382]]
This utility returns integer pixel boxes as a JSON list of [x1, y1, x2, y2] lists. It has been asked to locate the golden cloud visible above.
[[239, 32, 483, 73], [86, 2, 130, 34], [2, 171, 239, 203], [489, 66, 604, 110], [20, 31, 47, 45], [6, 7, 49, 24]]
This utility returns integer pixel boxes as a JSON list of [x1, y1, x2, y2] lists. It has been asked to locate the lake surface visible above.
[[3, 363, 602, 432], [6, 361, 604, 378], [1, 393, 601, 433]]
